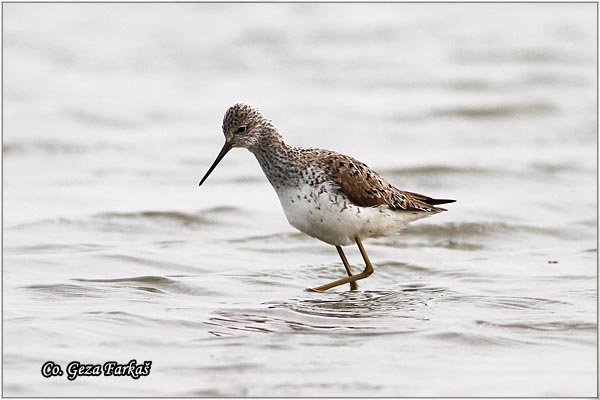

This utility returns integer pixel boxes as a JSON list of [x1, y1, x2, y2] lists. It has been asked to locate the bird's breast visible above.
[[272, 182, 371, 246], [270, 180, 435, 246]]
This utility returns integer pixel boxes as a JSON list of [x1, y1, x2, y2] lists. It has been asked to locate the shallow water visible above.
[[3, 3, 597, 397]]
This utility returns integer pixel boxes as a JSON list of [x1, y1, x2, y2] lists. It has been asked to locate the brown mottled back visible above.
[[310, 151, 448, 212]]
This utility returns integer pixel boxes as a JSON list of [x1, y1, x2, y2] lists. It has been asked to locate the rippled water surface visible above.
[[3, 3, 597, 397]]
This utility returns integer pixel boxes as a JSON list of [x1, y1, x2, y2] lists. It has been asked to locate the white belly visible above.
[[273, 183, 432, 246]]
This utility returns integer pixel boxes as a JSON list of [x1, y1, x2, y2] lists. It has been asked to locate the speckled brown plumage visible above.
[[304, 150, 453, 212]]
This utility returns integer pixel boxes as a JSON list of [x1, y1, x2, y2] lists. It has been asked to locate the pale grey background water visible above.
[[2, 3, 597, 397]]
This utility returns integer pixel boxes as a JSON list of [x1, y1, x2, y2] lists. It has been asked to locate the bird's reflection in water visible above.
[[206, 286, 447, 337]]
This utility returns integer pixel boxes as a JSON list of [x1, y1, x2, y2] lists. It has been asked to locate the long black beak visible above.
[[199, 142, 232, 186]]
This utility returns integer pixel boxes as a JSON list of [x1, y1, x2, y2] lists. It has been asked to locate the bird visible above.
[[199, 103, 455, 291]]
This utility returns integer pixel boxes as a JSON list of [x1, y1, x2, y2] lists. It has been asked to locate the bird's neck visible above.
[[251, 129, 304, 189]]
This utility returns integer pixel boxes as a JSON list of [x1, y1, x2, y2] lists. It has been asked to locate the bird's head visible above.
[[221, 103, 271, 150], [199, 103, 276, 187]]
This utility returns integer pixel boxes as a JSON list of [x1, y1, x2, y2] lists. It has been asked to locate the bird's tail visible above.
[[425, 198, 456, 205]]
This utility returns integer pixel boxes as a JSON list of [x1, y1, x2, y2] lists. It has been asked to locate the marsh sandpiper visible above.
[[199, 104, 455, 291]]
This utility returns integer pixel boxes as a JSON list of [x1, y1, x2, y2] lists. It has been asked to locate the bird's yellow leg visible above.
[[355, 236, 375, 277], [308, 237, 374, 291], [336, 245, 358, 291]]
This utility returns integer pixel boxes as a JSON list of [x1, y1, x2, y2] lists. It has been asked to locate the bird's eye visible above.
[[237, 126, 246, 133]]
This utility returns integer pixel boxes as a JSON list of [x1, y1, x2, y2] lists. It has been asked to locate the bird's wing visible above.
[[315, 152, 445, 212]]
